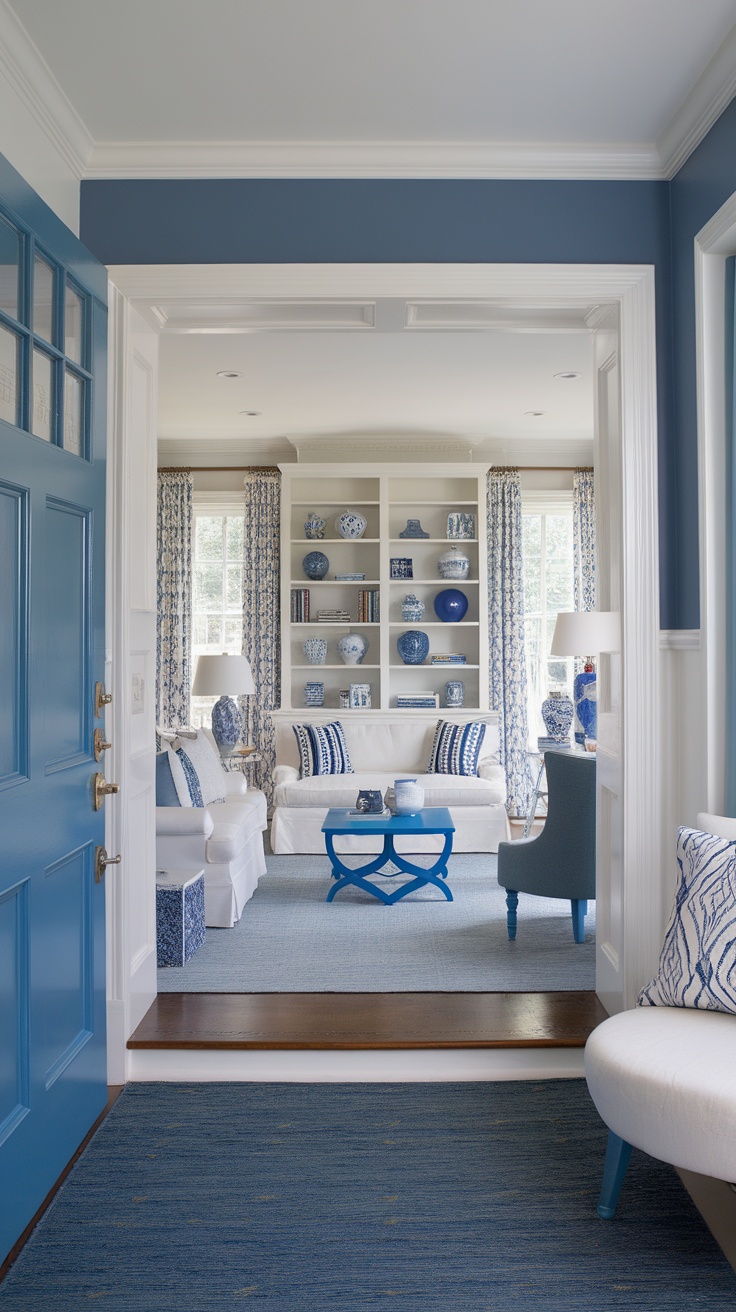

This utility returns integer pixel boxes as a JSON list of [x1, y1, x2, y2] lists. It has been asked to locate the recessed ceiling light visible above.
[[216, 369, 243, 379], [553, 371, 581, 380], [524, 410, 546, 417], [239, 410, 261, 417]]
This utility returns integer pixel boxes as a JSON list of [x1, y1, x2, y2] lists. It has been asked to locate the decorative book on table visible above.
[[317, 608, 352, 622], [397, 692, 440, 709], [431, 654, 467, 665]]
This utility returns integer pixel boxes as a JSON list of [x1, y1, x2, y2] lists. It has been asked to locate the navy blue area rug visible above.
[[157, 854, 595, 992], [2, 1080, 733, 1310]]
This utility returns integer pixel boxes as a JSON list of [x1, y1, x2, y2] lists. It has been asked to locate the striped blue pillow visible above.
[[293, 721, 354, 778], [638, 826, 736, 1013], [427, 719, 487, 776]]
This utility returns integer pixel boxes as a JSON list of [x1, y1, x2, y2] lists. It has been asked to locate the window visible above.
[[522, 494, 575, 742], [191, 501, 244, 728]]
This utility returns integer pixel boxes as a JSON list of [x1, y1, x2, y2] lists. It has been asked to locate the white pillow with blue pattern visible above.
[[638, 825, 736, 1013], [293, 721, 354, 778], [426, 719, 487, 776], [164, 730, 227, 807]]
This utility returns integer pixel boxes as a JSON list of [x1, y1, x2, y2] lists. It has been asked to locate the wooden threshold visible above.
[[128, 990, 606, 1051]]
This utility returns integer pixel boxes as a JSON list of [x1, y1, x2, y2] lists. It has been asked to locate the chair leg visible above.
[[597, 1131, 633, 1219], [571, 899, 587, 943], [506, 890, 518, 940]]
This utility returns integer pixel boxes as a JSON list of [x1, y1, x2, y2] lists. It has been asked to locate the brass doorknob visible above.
[[93, 728, 112, 761], [92, 772, 120, 811], [94, 681, 113, 717], [94, 846, 122, 884]]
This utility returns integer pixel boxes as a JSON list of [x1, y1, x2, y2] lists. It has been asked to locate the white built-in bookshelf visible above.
[[279, 464, 489, 714]]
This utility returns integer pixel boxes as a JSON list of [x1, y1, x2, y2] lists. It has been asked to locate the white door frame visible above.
[[695, 194, 736, 815], [106, 261, 661, 1072]]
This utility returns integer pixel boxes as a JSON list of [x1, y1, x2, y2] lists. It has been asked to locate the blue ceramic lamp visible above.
[[549, 611, 620, 746], [191, 653, 255, 752]]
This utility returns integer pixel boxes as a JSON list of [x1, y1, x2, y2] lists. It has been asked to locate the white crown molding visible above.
[[288, 432, 478, 462], [85, 137, 663, 181], [157, 435, 296, 464], [0, 0, 93, 180], [475, 437, 594, 466], [658, 24, 736, 179]]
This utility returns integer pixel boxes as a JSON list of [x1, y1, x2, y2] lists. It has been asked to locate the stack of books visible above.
[[290, 588, 310, 622], [317, 608, 352, 623], [397, 692, 440, 709], [357, 589, 380, 622], [431, 653, 467, 666], [537, 736, 571, 750], [335, 572, 365, 582]]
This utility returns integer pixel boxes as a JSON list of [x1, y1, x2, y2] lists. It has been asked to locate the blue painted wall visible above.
[[77, 112, 736, 628]]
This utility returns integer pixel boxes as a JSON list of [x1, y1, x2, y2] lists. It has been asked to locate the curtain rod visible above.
[[158, 465, 282, 473]]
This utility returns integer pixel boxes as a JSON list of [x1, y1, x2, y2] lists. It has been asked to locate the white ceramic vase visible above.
[[393, 777, 425, 815], [336, 633, 368, 665]]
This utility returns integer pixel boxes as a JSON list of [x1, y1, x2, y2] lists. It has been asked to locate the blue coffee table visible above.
[[321, 806, 455, 904]]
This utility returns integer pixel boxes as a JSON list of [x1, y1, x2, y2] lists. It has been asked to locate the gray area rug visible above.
[[158, 854, 595, 992]]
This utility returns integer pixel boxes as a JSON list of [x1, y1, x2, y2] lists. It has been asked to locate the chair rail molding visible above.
[[110, 261, 660, 1013]]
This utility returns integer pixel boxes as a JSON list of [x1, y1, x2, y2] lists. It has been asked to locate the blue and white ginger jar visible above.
[[401, 593, 425, 622], [335, 510, 368, 539], [437, 546, 470, 580], [397, 630, 430, 665], [302, 637, 328, 664], [444, 680, 465, 707], [304, 511, 327, 540], [541, 690, 574, 741], [336, 633, 368, 665]]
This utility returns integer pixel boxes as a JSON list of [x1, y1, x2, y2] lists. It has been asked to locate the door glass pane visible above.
[[32, 349, 54, 442], [33, 256, 55, 344], [65, 285, 84, 364], [0, 324, 19, 426], [63, 369, 84, 456], [0, 218, 20, 321]]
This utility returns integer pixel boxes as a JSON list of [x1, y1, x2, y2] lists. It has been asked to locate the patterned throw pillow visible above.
[[163, 729, 227, 807], [292, 721, 354, 778], [426, 719, 487, 776], [638, 826, 736, 1014]]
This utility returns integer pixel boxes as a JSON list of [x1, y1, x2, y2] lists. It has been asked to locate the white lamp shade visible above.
[[550, 610, 620, 657], [191, 653, 255, 696]]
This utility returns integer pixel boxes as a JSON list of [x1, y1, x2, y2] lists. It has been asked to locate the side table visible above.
[[156, 868, 206, 967]]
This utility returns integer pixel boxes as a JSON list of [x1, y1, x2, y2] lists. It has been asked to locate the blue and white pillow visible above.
[[293, 721, 354, 778], [638, 826, 736, 1013], [427, 719, 487, 776], [163, 730, 227, 808]]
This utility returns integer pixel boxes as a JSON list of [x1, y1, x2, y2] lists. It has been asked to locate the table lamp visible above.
[[550, 611, 620, 746], [191, 653, 255, 752]]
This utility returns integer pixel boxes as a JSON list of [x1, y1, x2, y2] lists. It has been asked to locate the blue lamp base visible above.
[[211, 695, 242, 752], [573, 669, 597, 745]]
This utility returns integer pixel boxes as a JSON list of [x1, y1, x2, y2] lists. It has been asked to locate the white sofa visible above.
[[156, 729, 268, 928], [269, 712, 509, 854]]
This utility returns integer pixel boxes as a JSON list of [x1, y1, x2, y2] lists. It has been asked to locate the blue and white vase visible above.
[[335, 510, 368, 539], [336, 633, 368, 665], [302, 637, 328, 664], [437, 546, 470, 580], [211, 695, 242, 751], [397, 630, 430, 664], [541, 690, 574, 742], [393, 778, 425, 815], [304, 681, 325, 707], [573, 668, 597, 745], [444, 680, 465, 707], [304, 511, 327, 540], [302, 550, 329, 579], [401, 593, 425, 622]]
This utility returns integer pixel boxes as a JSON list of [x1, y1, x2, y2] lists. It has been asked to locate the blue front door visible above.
[[0, 158, 108, 1262]]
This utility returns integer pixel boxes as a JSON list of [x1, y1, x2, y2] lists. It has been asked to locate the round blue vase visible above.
[[211, 695, 242, 751], [397, 630, 430, 665], [302, 550, 329, 579], [433, 588, 469, 622]]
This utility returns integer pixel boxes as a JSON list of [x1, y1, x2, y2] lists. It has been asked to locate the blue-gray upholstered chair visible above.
[[497, 750, 596, 943]]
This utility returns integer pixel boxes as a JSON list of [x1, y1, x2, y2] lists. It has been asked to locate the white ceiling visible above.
[[6, 0, 736, 177]]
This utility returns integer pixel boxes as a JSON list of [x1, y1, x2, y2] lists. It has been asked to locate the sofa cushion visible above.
[[293, 720, 353, 777], [273, 770, 497, 809], [205, 796, 267, 865], [427, 719, 487, 776], [175, 729, 227, 805], [638, 826, 736, 1014]]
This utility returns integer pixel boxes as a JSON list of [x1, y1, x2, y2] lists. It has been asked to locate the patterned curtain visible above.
[[487, 468, 532, 816], [573, 468, 596, 612], [156, 471, 193, 729], [242, 469, 281, 804]]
